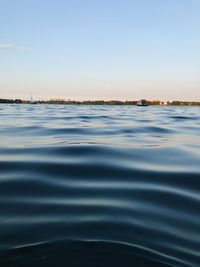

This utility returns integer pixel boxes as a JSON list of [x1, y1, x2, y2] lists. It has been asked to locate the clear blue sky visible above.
[[0, 0, 200, 101]]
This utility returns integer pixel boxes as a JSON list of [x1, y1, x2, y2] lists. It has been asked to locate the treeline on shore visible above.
[[0, 98, 200, 106]]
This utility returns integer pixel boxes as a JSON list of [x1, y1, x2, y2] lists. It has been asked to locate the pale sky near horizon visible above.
[[0, 0, 200, 101]]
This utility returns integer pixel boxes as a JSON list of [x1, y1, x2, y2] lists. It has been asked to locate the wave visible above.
[[0, 105, 200, 266]]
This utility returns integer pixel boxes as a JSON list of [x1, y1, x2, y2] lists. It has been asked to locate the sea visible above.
[[0, 104, 200, 267]]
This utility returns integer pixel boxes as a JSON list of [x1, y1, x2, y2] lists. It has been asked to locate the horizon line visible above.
[[1, 97, 200, 105]]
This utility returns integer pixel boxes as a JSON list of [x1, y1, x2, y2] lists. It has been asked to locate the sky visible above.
[[0, 0, 200, 101]]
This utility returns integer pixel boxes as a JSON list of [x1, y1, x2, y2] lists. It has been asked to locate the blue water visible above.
[[0, 104, 200, 266]]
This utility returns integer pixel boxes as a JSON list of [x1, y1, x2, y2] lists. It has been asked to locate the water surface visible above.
[[0, 104, 200, 266]]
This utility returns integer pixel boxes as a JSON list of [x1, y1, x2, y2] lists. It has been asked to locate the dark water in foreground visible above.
[[0, 104, 200, 267]]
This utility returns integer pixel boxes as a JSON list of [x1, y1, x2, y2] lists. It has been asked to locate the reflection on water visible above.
[[0, 104, 200, 266]]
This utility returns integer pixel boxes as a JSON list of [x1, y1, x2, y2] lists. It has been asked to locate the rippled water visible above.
[[0, 104, 200, 266]]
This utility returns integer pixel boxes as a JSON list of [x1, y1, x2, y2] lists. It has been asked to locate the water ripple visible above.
[[0, 105, 200, 266]]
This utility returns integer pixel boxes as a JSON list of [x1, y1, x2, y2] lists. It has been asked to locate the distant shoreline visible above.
[[0, 98, 200, 106]]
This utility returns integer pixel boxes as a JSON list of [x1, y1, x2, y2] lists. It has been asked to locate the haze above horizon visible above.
[[0, 0, 200, 101]]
